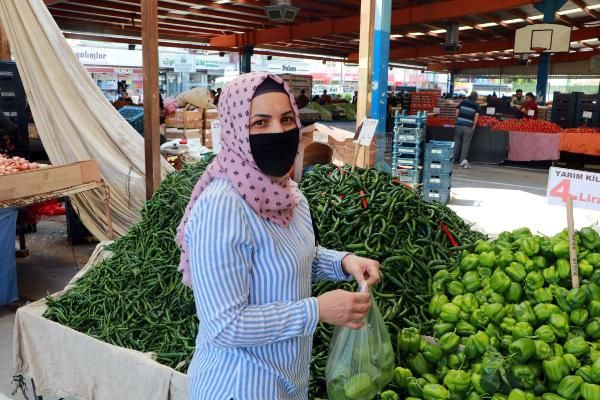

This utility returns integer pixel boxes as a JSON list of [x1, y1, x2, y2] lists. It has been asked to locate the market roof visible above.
[[45, 0, 600, 70]]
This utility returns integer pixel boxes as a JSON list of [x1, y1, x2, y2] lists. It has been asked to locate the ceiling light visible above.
[[390, 34, 404, 38], [408, 32, 425, 36], [580, 47, 594, 51], [171, 10, 188, 15], [478, 22, 498, 28], [557, 8, 583, 15], [589, 4, 600, 10], [459, 26, 473, 31], [215, 0, 231, 3], [502, 18, 524, 24], [431, 29, 446, 34], [529, 15, 544, 20]]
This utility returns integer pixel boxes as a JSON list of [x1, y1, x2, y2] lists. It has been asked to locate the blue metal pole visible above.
[[449, 72, 455, 97], [371, 0, 391, 171]]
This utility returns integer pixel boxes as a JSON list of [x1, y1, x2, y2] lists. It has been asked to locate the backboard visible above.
[[514, 24, 572, 54]]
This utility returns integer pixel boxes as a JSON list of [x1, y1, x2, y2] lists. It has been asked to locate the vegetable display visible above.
[[491, 119, 562, 133], [304, 102, 333, 121], [0, 155, 40, 175], [389, 226, 600, 400]]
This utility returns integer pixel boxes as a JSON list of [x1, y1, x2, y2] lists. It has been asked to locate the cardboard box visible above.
[[164, 109, 203, 129]]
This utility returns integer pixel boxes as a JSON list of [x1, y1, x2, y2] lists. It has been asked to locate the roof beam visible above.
[[210, 0, 534, 47], [571, 0, 600, 19]]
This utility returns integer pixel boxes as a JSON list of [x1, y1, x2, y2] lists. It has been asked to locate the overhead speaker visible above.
[[265, 0, 299, 23], [444, 22, 462, 53]]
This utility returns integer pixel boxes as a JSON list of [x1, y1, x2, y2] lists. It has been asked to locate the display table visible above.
[[559, 132, 600, 157], [0, 207, 18, 306], [508, 131, 560, 161]]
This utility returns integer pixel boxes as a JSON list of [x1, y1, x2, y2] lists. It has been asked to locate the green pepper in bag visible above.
[[343, 373, 377, 400], [557, 375, 583, 400], [444, 369, 471, 393], [398, 327, 421, 354], [506, 262, 527, 282], [543, 356, 569, 383]]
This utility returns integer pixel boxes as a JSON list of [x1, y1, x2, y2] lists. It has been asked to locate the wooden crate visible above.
[[164, 109, 203, 129], [0, 160, 101, 203]]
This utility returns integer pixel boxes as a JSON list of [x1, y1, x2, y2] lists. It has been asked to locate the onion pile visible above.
[[0, 155, 39, 176]]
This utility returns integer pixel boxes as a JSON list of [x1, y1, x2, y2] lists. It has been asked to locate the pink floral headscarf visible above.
[[175, 72, 302, 287]]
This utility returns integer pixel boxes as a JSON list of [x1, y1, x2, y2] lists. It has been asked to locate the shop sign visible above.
[[173, 54, 196, 73], [195, 59, 222, 70], [547, 167, 600, 211], [267, 61, 310, 74]]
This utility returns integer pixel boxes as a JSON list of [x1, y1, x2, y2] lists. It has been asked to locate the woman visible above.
[[176, 73, 380, 400]]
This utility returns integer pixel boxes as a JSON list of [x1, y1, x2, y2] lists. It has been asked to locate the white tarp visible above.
[[13, 243, 188, 400], [0, 0, 173, 240]]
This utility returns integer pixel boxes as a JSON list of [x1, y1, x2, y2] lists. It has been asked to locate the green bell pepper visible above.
[[343, 373, 377, 400], [456, 320, 477, 337], [590, 358, 600, 383], [433, 322, 455, 338], [447, 353, 466, 370], [579, 259, 594, 278], [549, 313, 570, 338], [513, 322, 534, 339], [534, 303, 560, 321], [422, 373, 439, 384], [465, 331, 489, 359], [497, 250, 515, 268], [590, 348, 600, 364], [579, 227, 600, 250], [447, 281, 465, 296], [440, 332, 461, 354], [440, 303, 461, 323], [486, 303, 507, 324], [543, 356, 569, 383], [479, 251, 496, 268], [576, 366, 594, 384], [394, 367, 413, 387], [470, 308, 489, 329], [541, 394, 567, 400], [399, 327, 421, 354], [471, 373, 484, 394], [557, 375, 583, 400], [562, 354, 580, 371], [501, 317, 517, 334], [422, 342, 443, 364], [407, 377, 426, 398], [514, 301, 537, 324], [506, 262, 527, 282], [586, 282, 600, 301], [460, 254, 480, 272], [429, 294, 449, 317], [408, 352, 430, 376], [570, 308, 589, 327], [475, 239, 493, 254], [534, 340, 553, 360], [444, 369, 471, 393], [591, 269, 600, 286], [521, 237, 540, 256], [543, 266, 560, 285], [586, 318, 600, 339], [557, 259, 572, 280], [587, 253, 600, 268], [515, 251, 531, 266], [526, 271, 545, 291], [433, 269, 451, 283], [553, 343, 565, 357], [589, 300, 600, 317], [460, 293, 479, 313], [505, 282, 523, 303], [568, 288, 589, 309], [535, 325, 556, 343], [492, 395, 508, 400], [490, 270, 511, 293], [533, 255, 548, 270], [581, 382, 600, 400], [463, 271, 481, 293], [466, 392, 482, 400], [423, 383, 449, 400], [533, 288, 554, 304], [478, 267, 493, 279], [510, 338, 536, 363], [511, 364, 537, 389], [380, 390, 400, 400], [508, 389, 529, 400], [554, 241, 570, 259], [489, 292, 506, 305], [495, 238, 513, 253]]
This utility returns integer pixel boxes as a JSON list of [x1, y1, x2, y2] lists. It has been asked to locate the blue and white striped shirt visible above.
[[184, 178, 349, 399]]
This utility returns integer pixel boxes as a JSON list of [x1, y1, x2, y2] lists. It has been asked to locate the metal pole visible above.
[[449, 72, 455, 97], [371, 0, 391, 171], [240, 45, 254, 73]]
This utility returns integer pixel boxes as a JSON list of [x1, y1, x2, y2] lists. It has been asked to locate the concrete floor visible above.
[[0, 217, 95, 399], [1, 163, 599, 399]]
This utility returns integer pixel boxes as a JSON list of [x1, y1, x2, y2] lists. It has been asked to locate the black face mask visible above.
[[250, 127, 300, 177]]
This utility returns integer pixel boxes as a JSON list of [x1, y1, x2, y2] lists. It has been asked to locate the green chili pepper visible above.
[[399, 327, 421, 354], [543, 356, 570, 383], [557, 375, 583, 400], [509, 338, 536, 363], [440, 332, 461, 354], [443, 369, 471, 393]]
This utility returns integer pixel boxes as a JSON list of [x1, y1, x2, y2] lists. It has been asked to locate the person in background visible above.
[[118, 90, 133, 103], [311, 94, 320, 103], [295, 89, 309, 109], [352, 91, 358, 104], [214, 87, 222, 105], [454, 91, 481, 169], [521, 92, 539, 119], [318, 89, 332, 105], [510, 89, 525, 115], [209, 89, 217, 101]]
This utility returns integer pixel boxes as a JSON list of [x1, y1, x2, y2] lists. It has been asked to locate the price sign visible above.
[[583, 111, 593, 119], [486, 107, 496, 115], [527, 109, 535, 117], [547, 167, 600, 211], [211, 120, 221, 154], [433, 107, 441, 114], [313, 130, 329, 144], [357, 118, 378, 146]]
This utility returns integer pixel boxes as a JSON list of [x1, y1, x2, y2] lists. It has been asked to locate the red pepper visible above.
[[440, 223, 459, 247], [359, 190, 368, 209], [339, 194, 345, 200]]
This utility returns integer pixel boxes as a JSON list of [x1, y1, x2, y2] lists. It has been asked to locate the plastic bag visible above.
[[325, 285, 395, 400]]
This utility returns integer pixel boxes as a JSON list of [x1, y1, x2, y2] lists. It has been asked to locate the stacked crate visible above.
[[574, 93, 600, 128], [203, 108, 218, 148], [0, 62, 29, 158], [551, 92, 581, 128], [435, 97, 460, 118], [391, 110, 427, 186], [409, 92, 438, 114], [422, 141, 454, 205]]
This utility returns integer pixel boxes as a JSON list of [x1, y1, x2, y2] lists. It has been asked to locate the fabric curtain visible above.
[[0, 0, 173, 240]]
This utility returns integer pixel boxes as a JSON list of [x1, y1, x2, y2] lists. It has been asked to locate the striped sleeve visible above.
[[312, 246, 351, 282], [186, 190, 319, 348]]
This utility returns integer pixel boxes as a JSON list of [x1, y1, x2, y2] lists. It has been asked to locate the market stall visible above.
[[559, 132, 600, 157], [508, 131, 561, 162]]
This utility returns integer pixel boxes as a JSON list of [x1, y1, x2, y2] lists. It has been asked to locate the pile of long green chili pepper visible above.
[[301, 164, 485, 398], [43, 161, 484, 398]]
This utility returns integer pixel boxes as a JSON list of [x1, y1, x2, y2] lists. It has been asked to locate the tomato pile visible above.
[[562, 127, 600, 134], [427, 116, 455, 127], [477, 116, 498, 127], [491, 119, 562, 134], [0, 155, 40, 176]]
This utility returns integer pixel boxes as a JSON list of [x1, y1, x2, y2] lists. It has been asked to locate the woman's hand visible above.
[[342, 254, 380, 286], [317, 290, 371, 329]]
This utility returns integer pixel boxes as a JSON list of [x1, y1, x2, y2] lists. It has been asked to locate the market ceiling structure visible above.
[[43, 0, 600, 71]]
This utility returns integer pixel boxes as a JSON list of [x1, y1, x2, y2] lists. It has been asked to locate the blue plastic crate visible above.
[[423, 187, 451, 204], [393, 143, 422, 156], [395, 156, 422, 168], [393, 167, 422, 184], [394, 128, 425, 143], [425, 147, 454, 163], [423, 160, 453, 174], [423, 172, 452, 188], [119, 106, 144, 135]]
